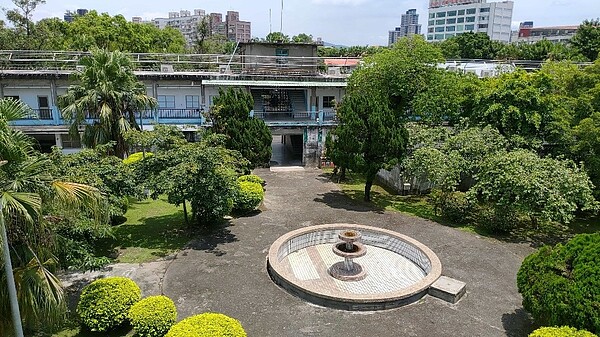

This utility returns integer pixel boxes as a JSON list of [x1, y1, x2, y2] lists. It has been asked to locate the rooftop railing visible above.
[[0, 50, 359, 77]]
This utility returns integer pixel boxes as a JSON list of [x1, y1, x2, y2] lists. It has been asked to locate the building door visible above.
[[37, 96, 50, 119]]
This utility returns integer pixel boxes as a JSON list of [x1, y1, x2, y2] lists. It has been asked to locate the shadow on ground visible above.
[[502, 309, 535, 337], [186, 221, 239, 256], [313, 191, 386, 213]]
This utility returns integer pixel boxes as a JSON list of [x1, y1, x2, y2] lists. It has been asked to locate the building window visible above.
[[465, 24, 475, 31], [466, 16, 476, 23], [323, 96, 335, 109], [435, 27, 445, 32], [458, 9, 465, 15], [447, 10, 457, 17], [436, 19, 445, 25], [445, 33, 455, 39], [446, 26, 456, 32], [428, 27, 434, 33], [478, 24, 488, 29], [427, 35, 434, 40], [480, 16, 487, 21], [429, 20, 435, 26], [435, 34, 445, 40], [480, 7, 490, 12], [158, 95, 175, 109], [447, 18, 456, 24], [185, 95, 200, 109], [429, 13, 435, 19], [436, 12, 446, 18], [61, 134, 81, 149], [457, 17, 465, 23], [466, 8, 476, 14], [457, 25, 464, 32], [275, 48, 289, 57]]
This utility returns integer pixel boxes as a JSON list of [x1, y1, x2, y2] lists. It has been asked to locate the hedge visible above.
[[518, 233, 600, 333], [165, 313, 246, 337], [124, 152, 154, 165], [128, 296, 177, 337], [238, 175, 265, 186], [232, 181, 264, 214], [529, 327, 598, 337], [77, 277, 141, 332]]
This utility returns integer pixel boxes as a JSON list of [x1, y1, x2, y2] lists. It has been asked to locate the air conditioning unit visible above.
[[160, 64, 174, 73], [75, 65, 85, 72], [328, 67, 341, 76], [219, 65, 232, 74]]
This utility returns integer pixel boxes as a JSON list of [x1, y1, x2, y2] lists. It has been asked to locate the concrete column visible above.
[[201, 84, 206, 105], [50, 78, 58, 106], [310, 87, 317, 111], [0, 83, 4, 99], [54, 134, 63, 148]]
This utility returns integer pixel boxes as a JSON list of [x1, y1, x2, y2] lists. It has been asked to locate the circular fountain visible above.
[[329, 230, 367, 281], [267, 224, 442, 311]]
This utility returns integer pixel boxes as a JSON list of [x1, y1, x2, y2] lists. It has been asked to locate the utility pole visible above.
[[0, 161, 25, 337], [269, 9, 272, 34], [280, 0, 284, 32]]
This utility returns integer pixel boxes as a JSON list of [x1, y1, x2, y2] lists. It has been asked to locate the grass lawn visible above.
[[102, 196, 191, 263], [326, 169, 600, 245]]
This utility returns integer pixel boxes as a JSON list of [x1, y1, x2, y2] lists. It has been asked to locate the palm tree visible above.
[[59, 49, 157, 158], [0, 98, 102, 334]]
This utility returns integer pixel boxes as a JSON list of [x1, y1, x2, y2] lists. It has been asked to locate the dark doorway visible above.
[[270, 134, 303, 166]]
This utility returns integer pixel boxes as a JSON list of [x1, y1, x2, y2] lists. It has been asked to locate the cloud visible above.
[[310, 0, 369, 6]]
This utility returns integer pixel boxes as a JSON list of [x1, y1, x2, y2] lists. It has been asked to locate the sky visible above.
[[3, 0, 600, 46]]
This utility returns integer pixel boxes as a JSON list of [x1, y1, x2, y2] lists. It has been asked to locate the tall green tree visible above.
[[265, 32, 290, 43], [571, 19, 600, 61], [210, 88, 272, 168], [292, 33, 314, 43], [330, 92, 408, 201], [5, 0, 45, 37], [0, 99, 102, 334], [58, 49, 157, 158]]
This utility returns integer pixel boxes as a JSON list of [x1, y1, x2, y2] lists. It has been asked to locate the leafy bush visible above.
[[77, 277, 141, 332], [124, 152, 154, 165], [471, 203, 519, 233], [431, 190, 471, 224], [529, 327, 598, 337], [128, 296, 177, 337], [518, 233, 600, 333], [233, 181, 264, 214], [238, 174, 265, 186], [165, 313, 246, 337]]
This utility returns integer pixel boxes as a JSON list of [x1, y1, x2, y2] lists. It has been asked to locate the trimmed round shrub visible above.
[[128, 296, 177, 337], [238, 174, 265, 186], [124, 152, 154, 165], [166, 313, 246, 337], [77, 277, 141, 332], [232, 181, 264, 214], [529, 327, 598, 337], [517, 233, 600, 333]]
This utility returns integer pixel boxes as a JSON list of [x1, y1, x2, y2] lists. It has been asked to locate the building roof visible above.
[[528, 25, 579, 31], [323, 59, 360, 67]]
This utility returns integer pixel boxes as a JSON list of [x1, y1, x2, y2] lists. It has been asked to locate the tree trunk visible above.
[[364, 178, 373, 202], [182, 199, 189, 226], [338, 167, 346, 183]]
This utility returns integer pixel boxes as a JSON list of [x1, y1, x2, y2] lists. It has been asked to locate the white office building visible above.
[[427, 0, 513, 42]]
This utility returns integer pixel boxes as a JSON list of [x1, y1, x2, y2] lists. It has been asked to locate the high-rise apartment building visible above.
[[64, 9, 88, 22], [226, 11, 251, 43], [389, 9, 422, 46], [152, 9, 251, 48], [427, 0, 513, 42]]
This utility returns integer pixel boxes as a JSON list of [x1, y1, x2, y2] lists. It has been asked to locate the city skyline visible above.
[[12, 0, 600, 46]]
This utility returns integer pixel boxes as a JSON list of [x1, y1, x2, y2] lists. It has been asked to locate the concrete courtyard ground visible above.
[[64, 168, 536, 336]]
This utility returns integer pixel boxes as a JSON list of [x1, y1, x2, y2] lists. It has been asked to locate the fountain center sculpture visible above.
[[329, 230, 367, 281]]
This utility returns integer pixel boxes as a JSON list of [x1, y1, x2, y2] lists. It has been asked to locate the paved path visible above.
[[67, 168, 535, 336]]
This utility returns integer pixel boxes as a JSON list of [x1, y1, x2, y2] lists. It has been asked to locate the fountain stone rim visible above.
[[267, 223, 443, 310]]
